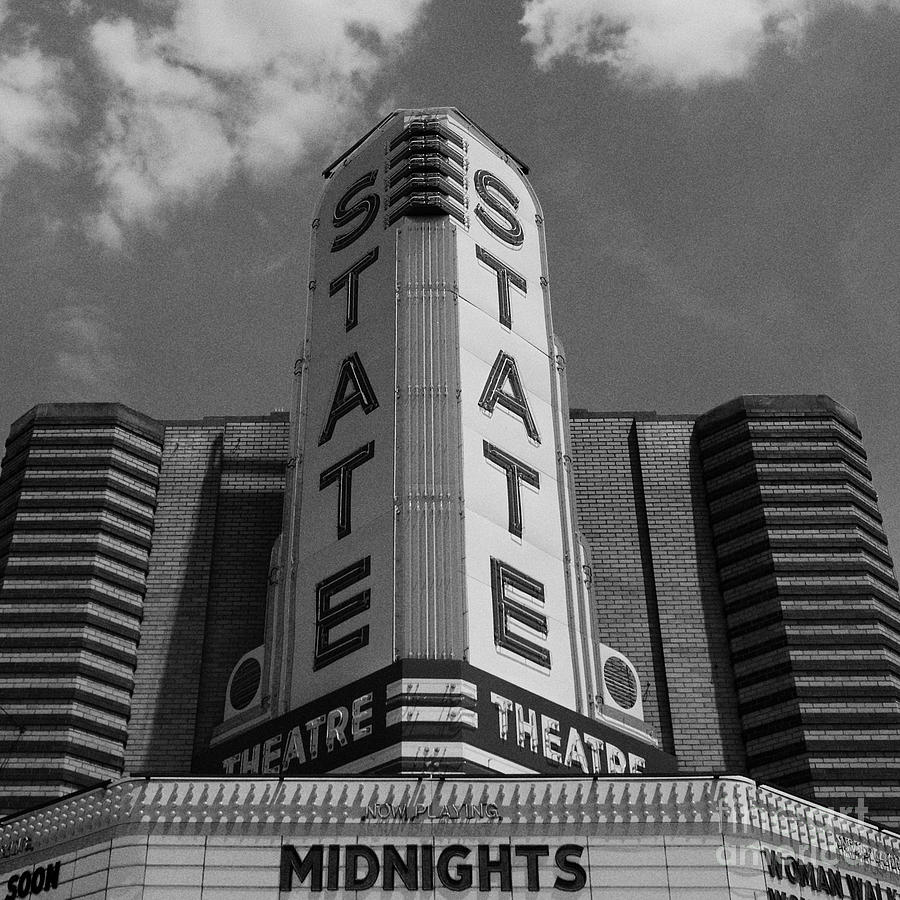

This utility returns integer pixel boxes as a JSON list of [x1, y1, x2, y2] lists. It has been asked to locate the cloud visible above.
[[87, 0, 429, 244], [0, 3, 77, 185], [47, 304, 125, 398], [88, 16, 235, 241], [520, 0, 900, 84]]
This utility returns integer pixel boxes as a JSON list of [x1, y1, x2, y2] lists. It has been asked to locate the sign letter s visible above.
[[332, 171, 380, 252], [474, 170, 524, 247]]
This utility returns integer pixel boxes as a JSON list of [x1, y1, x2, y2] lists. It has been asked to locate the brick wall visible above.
[[124, 423, 223, 774], [635, 417, 746, 772], [569, 411, 745, 773], [125, 414, 288, 773], [192, 418, 288, 758], [569, 414, 671, 746]]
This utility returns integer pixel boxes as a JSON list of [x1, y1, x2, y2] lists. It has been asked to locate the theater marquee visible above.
[[2, 776, 899, 898]]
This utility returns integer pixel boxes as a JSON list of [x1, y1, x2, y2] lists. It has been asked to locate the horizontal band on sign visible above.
[[329, 740, 536, 776], [389, 174, 466, 208], [389, 119, 465, 152], [386, 678, 478, 701], [389, 138, 466, 171], [385, 694, 479, 714], [387, 194, 467, 227], [385, 707, 479, 729], [389, 156, 465, 188]]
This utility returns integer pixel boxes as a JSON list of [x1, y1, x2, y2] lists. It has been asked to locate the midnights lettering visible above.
[[280, 842, 587, 892]]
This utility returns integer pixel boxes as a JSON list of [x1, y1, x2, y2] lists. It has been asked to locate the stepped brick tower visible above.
[[696, 396, 900, 824], [0, 404, 163, 813]]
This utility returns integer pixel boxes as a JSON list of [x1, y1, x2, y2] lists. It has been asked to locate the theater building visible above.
[[1, 108, 899, 896]]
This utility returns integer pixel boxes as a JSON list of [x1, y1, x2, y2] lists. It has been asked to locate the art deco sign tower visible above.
[[206, 108, 673, 776]]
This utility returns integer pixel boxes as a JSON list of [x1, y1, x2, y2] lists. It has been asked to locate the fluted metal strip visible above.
[[395, 220, 463, 658]]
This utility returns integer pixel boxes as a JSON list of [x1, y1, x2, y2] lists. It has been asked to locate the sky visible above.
[[1, 0, 899, 555]]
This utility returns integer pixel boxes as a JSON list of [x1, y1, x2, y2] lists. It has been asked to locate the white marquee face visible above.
[[5, 777, 900, 900], [286, 109, 580, 712]]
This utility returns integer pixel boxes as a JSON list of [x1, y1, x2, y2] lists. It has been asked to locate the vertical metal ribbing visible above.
[[421, 221, 431, 652], [424, 226, 436, 654], [436, 229, 449, 655], [395, 219, 463, 659]]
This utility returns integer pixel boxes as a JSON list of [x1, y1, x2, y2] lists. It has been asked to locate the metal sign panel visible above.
[[283, 123, 400, 705], [200, 660, 676, 777], [213, 108, 660, 773]]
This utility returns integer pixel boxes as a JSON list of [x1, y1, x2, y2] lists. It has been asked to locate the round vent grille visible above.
[[603, 657, 637, 709], [230, 658, 261, 711]]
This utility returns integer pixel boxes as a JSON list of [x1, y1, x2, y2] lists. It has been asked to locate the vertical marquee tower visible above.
[[203, 108, 674, 777]]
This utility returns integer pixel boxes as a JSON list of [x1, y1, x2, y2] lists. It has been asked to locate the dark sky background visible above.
[[1, 0, 899, 555]]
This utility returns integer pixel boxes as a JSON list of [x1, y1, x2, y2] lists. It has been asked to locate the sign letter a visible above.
[[319, 352, 379, 445], [478, 351, 540, 443]]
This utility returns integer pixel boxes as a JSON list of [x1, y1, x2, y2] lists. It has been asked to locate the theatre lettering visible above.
[[205, 658, 670, 776]]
